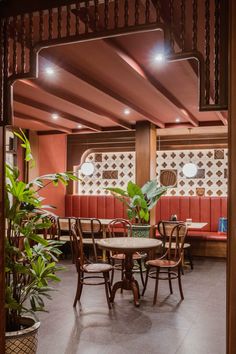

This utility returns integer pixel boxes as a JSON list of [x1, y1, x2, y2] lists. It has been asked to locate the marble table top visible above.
[[97, 237, 162, 253]]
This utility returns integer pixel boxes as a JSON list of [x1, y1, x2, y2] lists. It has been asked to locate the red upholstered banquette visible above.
[[65, 195, 227, 241]]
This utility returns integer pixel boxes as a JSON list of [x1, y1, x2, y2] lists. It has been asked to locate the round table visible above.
[[97, 237, 162, 306]]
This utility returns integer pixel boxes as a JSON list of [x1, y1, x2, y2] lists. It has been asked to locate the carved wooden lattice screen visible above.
[[0, 0, 228, 126]]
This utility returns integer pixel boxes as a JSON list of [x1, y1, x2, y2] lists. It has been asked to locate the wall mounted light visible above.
[[182, 162, 198, 178], [80, 161, 95, 176], [182, 128, 198, 178]]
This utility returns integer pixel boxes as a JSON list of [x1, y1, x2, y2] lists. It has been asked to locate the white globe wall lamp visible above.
[[182, 128, 198, 178], [80, 161, 95, 176], [182, 162, 198, 178]]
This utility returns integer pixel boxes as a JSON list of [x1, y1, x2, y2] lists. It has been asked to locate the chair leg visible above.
[[137, 259, 145, 287], [168, 268, 173, 294], [121, 259, 124, 294], [153, 268, 160, 306], [142, 265, 150, 296], [103, 272, 112, 309], [110, 259, 115, 286], [70, 239, 75, 264], [178, 266, 184, 300], [187, 247, 194, 270], [73, 273, 83, 307]]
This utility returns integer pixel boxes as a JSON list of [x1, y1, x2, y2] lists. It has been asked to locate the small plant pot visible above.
[[5, 317, 40, 354], [131, 224, 151, 238]]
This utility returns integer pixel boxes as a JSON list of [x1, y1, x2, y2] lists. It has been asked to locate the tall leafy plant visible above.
[[106, 180, 167, 224], [5, 130, 79, 331]]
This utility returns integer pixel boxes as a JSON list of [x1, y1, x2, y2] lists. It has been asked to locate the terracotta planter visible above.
[[131, 224, 151, 238], [5, 317, 40, 354]]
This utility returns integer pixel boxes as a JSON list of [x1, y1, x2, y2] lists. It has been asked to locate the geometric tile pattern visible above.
[[156, 149, 228, 196], [77, 152, 135, 195], [77, 149, 227, 196], [5, 333, 38, 353]]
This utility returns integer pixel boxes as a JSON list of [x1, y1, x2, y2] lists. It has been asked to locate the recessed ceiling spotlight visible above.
[[52, 113, 59, 120], [154, 53, 165, 62], [175, 118, 181, 123], [77, 124, 82, 129], [124, 108, 131, 115], [45, 67, 55, 75]]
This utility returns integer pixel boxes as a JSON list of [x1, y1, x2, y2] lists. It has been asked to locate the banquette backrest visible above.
[[65, 195, 227, 232]]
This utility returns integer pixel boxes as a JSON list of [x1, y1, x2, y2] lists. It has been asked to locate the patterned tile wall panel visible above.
[[78, 152, 135, 195], [77, 149, 228, 196], [156, 149, 228, 196]]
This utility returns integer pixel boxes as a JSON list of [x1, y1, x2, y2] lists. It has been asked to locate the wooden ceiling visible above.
[[13, 27, 228, 136]]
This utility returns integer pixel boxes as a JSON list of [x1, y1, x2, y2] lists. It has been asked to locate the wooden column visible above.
[[227, 1, 236, 353], [0, 126, 5, 349], [135, 121, 156, 225]]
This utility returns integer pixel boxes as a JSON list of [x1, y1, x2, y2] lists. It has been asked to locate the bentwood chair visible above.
[[157, 220, 194, 270], [77, 218, 103, 262], [57, 217, 77, 262], [71, 222, 113, 309], [35, 214, 58, 241], [142, 222, 187, 305], [107, 218, 145, 287]]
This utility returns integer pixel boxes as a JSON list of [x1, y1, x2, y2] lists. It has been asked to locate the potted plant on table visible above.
[[5, 130, 79, 354], [106, 180, 167, 237]]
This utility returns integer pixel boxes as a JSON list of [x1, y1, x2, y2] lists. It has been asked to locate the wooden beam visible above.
[[20, 79, 133, 131], [14, 94, 102, 132], [41, 53, 164, 128], [72, 126, 129, 134], [37, 130, 69, 136], [14, 111, 72, 134], [135, 122, 156, 225], [103, 39, 199, 127]]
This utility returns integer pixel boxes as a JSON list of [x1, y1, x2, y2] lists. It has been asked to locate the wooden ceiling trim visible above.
[[37, 130, 72, 136], [14, 94, 101, 132], [41, 53, 165, 128], [20, 79, 133, 131], [104, 38, 199, 127], [14, 111, 72, 134]]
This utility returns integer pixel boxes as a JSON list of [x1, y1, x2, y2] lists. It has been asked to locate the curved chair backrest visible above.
[[34, 214, 57, 240], [108, 218, 132, 238], [57, 217, 77, 239], [71, 222, 84, 270], [77, 218, 102, 261], [158, 221, 187, 262]]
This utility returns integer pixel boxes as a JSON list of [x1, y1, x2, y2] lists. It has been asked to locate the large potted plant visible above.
[[106, 180, 167, 237], [5, 130, 78, 353]]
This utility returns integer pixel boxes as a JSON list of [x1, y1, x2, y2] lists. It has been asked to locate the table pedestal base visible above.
[[110, 253, 141, 307]]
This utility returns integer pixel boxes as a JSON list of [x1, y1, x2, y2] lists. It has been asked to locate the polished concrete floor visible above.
[[37, 258, 226, 354]]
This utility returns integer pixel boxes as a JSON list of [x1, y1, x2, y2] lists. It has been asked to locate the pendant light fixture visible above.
[[182, 129, 198, 178]]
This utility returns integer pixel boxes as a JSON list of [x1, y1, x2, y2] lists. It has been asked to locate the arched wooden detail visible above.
[[0, 0, 228, 125]]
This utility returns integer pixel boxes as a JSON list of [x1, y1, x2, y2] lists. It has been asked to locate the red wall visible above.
[[38, 134, 67, 216]]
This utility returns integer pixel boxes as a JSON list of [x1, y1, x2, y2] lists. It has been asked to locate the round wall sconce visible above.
[[182, 163, 198, 178], [80, 162, 95, 176]]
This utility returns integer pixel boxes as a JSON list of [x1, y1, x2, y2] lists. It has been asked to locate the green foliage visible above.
[[5, 130, 80, 331], [106, 180, 167, 224]]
